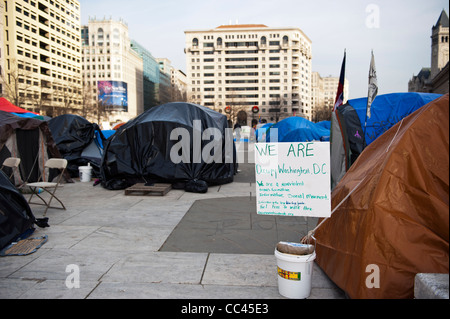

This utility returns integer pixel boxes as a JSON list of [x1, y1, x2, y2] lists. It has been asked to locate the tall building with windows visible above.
[[0, 1, 6, 96], [1, 0, 82, 115], [156, 57, 173, 105], [185, 24, 312, 123], [81, 18, 143, 123], [311, 72, 349, 119], [130, 39, 160, 111]]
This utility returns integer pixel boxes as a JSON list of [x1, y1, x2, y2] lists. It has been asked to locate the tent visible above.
[[0, 97, 39, 115], [0, 111, 63, 186], [331, 92, 442, 189], [0, 170, 37, 250], [316, 120, 331, 130], [48, 114, 107, 178], [266, 116, 330, 142], [315, 94, 449, 299], [101, 102, 237, 191]]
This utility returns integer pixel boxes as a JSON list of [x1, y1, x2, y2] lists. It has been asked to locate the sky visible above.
[[77, 0, 449, 99]]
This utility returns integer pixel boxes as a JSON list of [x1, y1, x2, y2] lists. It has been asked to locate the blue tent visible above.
[[330, 92, 442, 189], [316, 120, 331, 130], [266, 117, 330, 142], [346, 92, 442, 145]]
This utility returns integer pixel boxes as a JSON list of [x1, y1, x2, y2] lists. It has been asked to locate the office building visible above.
[[1, 0, 82, 115], [0, 1, 6, 96], [311, 72, 349, 121], [81, 17, 143, 123], [185, 24, 312, 123], [130, 39, 160, 111]]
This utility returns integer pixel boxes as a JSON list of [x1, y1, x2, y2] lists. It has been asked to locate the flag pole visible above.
[[363, 50, 378, 147], [332, 49, 346, 113]]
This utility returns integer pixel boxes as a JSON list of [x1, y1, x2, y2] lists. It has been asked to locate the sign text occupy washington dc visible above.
[[254, 142, 331, 218]]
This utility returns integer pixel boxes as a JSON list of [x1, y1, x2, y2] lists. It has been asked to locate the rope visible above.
[[301, 176, 366, 244], [386, 118, 404, 153], [301, 117, 405, 244]]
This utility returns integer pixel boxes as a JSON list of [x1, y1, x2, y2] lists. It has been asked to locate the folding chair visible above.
[[26, 158, 68, 216], [1, 157, 21, 181]]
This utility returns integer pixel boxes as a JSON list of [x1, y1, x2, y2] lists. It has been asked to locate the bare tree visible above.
[[0, 59, 35, 108], [169, 82, 187, 102], [225, 89, 248, 126], [31, 84, 50, 115], [79, 81, 103, 122], [312, 105, 332, 122], [268, 94, 290, 123]]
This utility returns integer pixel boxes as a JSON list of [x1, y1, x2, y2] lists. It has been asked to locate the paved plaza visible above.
[[0, 144, 345, 299]]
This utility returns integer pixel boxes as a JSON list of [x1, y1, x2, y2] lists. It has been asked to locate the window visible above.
[[261, 36, 266, 45], [98, 28, 104, 45], [192, 38, 198, 47], [113, 28, 120, 42]]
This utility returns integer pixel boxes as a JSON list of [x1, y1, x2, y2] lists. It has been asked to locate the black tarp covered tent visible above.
[[101, 102, 237, 191], [48, 114, 106, 178], [0, 170, 36, 250]]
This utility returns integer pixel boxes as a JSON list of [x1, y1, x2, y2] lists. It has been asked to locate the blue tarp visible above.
[[11, 112, 44, 120], [95, 130, 116, 149], [316, 120, 331, 130], [266, 117, 330, 143], [347, 92, 442, 145]]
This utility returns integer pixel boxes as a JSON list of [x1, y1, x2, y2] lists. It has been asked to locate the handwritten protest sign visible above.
[[254, 142, 331, 218]]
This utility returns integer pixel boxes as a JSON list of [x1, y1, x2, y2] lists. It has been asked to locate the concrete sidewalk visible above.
[[0, 165, 345, 299]]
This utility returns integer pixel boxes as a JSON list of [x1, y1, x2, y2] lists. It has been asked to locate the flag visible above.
[[366, 50, 378, 119], [333, 50, 346, 112]]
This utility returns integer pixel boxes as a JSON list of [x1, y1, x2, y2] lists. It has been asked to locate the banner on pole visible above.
[[254, 142, 331, 218]]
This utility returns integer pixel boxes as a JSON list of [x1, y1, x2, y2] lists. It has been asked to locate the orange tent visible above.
[[112, 122, 125, 130], [315, 94, 449, 299]]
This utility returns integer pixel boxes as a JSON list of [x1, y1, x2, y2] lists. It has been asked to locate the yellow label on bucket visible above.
[[277, 267, 301, 281]]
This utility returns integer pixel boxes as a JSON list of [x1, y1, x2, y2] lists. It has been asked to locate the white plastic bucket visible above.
[[79, 165, 92, 182], [275, 245, 316, 299]]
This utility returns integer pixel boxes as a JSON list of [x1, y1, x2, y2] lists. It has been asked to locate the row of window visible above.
[[189, 49, 311, 61], [193, 35, 303, 47], [192, 64, 310, 71], [191, 86, 309, 93], [84, 72, 122, 79], [204, 32, 299, 40], [190, 71, 309, 79], [193, 64, 285, 69], [196, 97, 305, 109]]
